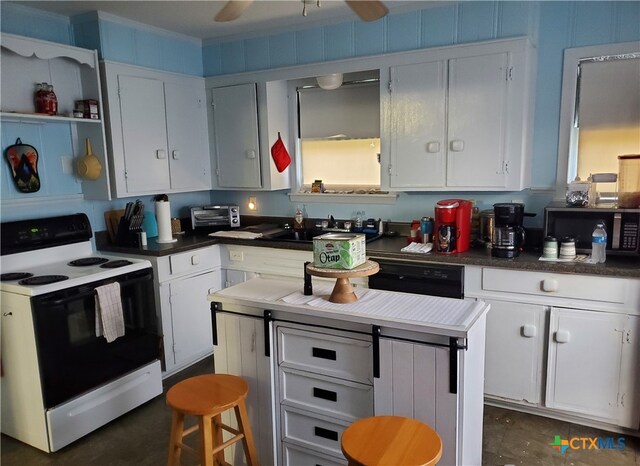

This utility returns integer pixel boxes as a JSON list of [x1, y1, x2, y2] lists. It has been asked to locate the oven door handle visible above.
[[35, 273, 152, 306]]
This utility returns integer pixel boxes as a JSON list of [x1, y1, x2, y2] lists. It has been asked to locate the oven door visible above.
[[31, 268, 160, 409]]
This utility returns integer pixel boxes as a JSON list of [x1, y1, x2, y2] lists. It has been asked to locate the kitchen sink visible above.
[[264, 229, 383, 244]]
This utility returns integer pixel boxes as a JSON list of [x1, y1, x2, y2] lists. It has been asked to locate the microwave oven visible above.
[[190, 205, 240, 230], [544, 202, 640, 255]]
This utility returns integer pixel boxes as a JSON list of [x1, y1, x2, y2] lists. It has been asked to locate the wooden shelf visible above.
[[0, 112, 102, 124], [306, 260, 379, 303]]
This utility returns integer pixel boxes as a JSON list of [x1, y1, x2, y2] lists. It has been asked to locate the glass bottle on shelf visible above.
[[35, 83, 47, 113], [45, 84, 58, 115]]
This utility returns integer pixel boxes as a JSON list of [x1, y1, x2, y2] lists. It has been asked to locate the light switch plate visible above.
[[61, 155, 74, 174]]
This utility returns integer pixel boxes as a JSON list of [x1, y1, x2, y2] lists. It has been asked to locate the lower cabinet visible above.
[[466, 265, 640, 432], [546, 308, 640, 429], [213, 312, 274, 466], [483, 298, 545, 404], [159, 269, 221, 369]]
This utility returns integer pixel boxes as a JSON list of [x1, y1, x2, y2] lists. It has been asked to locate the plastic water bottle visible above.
[[591, 222, 607, 263]]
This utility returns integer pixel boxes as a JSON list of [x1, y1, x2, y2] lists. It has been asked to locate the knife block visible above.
[[115, 217, 141, 247]]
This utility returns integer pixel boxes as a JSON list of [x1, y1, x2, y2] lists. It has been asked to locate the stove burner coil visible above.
[[68, 257, 110, 267], [19, 275, 69, 286], [100, 260, 133, 269], [1, 272, 34, 281]]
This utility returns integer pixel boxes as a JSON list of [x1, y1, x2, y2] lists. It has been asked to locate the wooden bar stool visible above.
[[341, 416, 442, 466], [166, 374, 259, 466]]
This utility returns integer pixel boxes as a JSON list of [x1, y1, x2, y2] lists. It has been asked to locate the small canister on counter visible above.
[[542, 236, 558, 259], [559, 236, 576, 260]]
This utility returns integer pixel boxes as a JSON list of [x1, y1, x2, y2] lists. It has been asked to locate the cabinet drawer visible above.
[[283, 441, 347, 466], [167, 246, 221, 278], [278, 327, 373, 385], [482, 268, 627, 304], [280, 368, 373, 422], [281, 406, 349, 458]]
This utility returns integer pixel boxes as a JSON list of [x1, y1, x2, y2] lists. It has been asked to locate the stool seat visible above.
[[167, 374, 248, 415], [341, 416, 442, 466], [166, 374, 258, 466]]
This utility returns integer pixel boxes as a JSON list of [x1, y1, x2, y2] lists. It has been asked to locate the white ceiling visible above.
[[10, 1, 433, 41]]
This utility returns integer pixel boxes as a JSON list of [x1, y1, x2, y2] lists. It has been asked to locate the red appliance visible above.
[[434, 199, 472, 254]]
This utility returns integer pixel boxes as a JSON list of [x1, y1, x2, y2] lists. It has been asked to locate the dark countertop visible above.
[[96, 231, 640, 278]]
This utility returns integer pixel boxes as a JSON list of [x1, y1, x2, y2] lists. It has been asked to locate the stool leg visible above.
[[200, 414, 215, 466], [212, 414, 225, 466], [234, 401, 259, 466], [167, 411, 184, 466]]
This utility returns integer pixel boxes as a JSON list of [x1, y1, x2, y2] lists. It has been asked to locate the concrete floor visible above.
[[2, 357, 638, 466]]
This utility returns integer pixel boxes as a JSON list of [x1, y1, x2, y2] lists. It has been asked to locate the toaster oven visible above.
[[191, 205, 240, 229]]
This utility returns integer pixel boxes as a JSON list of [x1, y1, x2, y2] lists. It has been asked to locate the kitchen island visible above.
[[208, 277, 489, 466]]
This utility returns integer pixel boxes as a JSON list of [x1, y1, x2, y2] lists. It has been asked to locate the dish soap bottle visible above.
[[293, 206, 305, 231]]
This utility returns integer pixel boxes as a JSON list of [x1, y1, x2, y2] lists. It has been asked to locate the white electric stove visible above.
[[1, 213, 162, 452]]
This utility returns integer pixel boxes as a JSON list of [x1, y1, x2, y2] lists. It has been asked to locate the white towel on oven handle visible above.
[[95, 282, 125, 343]]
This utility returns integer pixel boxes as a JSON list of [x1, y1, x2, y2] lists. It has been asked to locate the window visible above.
[[297, 72, 381, 191]]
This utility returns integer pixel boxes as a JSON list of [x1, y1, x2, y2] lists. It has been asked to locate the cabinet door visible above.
[[374, 339, 457, 466], [388, 61, 447, 188], [165, 80, 211, 191], [214, 313, 274, 466], [447, 52, 509, 188], [117, 75, 170, 193], [169, 269, 221, 367], [211, 83, 262, 188], [484, 299, 544, 403], [546, 308, 640, 428]]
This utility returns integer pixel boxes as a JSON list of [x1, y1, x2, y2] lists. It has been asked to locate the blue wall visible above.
[[1, 1, 638, 230]]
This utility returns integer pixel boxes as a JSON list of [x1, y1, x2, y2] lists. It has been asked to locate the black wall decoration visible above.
[[4, 138, 41, 193]]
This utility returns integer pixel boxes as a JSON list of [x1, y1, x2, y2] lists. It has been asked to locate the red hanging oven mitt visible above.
[[270, 132, 291, 173]]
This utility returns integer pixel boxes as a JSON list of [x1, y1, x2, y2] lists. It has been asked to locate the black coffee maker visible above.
[[492, 203, 526, 258]]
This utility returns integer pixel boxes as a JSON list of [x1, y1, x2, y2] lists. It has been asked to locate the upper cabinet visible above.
[[382, 38, 536, 191], [0, 33, 112, 200], [101, 61, 211, 198], [207, 80, 291, 191]]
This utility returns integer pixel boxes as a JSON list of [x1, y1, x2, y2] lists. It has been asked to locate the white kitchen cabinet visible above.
[[384, 38, 535, 191], [101, 61, 211, 197], [0, 33, 112, 200], [213, 312, 274, 466], [107, 246, 222, 376], [160, 269, 220, 368], [207, 80, 291, 191], [546, 308, 640, 429], [465, 265, 640, 432], [483, 299, 545, 404]]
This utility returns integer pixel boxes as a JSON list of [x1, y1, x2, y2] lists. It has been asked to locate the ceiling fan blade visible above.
[[345, 1, 388, 22], [214, 0, 254, 22]]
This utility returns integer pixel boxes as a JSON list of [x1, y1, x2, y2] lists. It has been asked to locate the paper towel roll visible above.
[[155, 201, 177, 243]]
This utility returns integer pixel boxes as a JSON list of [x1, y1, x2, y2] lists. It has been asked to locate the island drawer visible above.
[[280, 406, 350, 458], [283, 441, 347, 466], [280, 368, 373, 421], [277, 326, 373, 385]]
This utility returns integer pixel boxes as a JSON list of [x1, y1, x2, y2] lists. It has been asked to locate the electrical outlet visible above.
[[229, 250, 243, 261], [61, 155, 74, 175], [511, 199, 524, 204]]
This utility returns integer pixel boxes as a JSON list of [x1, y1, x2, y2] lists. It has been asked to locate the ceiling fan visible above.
[[215, 0, 389, 23]]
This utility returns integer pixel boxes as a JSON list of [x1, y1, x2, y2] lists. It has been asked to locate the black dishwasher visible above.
[[368, 259, 464, 299]]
